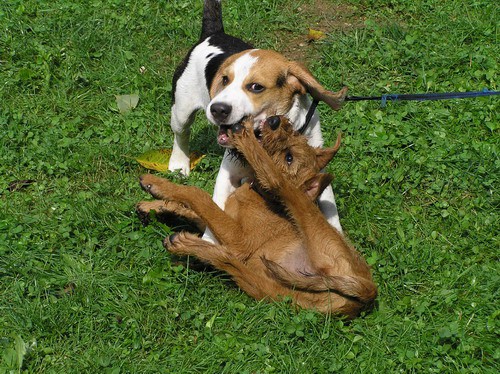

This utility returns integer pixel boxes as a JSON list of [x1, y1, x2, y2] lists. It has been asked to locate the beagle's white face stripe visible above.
[[206, 52, 257, 125]]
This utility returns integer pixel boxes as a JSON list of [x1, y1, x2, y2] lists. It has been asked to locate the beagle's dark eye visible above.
[[285, 151, 293, 165], [222, 76, 229, 86], [247, 83, 265, 93]]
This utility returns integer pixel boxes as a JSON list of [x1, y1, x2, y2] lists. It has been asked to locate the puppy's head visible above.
[[232, 115, 341, 200], [208, 49, 347, 148]]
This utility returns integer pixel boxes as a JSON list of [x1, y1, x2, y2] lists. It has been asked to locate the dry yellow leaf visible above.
[[189, 152, 206, 170], [136, 149, 205, 172], [307, 28, 326, 41]]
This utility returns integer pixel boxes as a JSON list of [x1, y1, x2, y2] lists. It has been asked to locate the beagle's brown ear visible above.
[[287, 61, 348, 110], [315, 132, 341, 170]]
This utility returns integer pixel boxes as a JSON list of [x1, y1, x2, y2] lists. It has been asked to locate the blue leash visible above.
[[345, 89, 499, 107], [299, 89, 498, 133]]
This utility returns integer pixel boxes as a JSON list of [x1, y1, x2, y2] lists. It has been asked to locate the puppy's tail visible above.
[[262, 257, 377, 305], [201, 0, 224, 39]]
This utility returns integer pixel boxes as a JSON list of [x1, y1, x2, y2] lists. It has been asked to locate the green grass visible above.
[[1, 0, 498, 372]]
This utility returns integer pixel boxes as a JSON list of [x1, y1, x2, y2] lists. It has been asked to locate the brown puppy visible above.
[[138, 116, 377, 318]]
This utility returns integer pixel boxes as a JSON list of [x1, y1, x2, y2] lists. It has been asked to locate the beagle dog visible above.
[[167, 0, 347, 241]]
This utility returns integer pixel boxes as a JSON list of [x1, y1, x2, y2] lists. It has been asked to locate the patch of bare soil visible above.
[[279, 0, 367, 63]]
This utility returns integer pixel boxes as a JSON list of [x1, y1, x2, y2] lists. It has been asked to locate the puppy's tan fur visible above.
[[138, 117, 376, 318]]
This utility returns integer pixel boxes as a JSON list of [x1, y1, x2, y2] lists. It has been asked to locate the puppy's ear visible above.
[[287, 62, 348, 110], [316, 133, 341, 170], [304, 173, 333, 201]]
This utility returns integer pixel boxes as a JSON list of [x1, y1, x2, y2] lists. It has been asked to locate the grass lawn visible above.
[[1, 0, 498, 372]]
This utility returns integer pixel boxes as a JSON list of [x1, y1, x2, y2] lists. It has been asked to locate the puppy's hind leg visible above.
[[166, 232, 237, 271]]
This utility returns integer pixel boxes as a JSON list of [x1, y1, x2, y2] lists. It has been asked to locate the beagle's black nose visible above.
[[266, 115, 281, 130], [210, 102, 232, 122]]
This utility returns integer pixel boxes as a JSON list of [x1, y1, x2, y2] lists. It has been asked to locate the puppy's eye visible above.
[[285, 151, 293, 165], [222, 76, 229, 86], [247, 83, 265, 93]]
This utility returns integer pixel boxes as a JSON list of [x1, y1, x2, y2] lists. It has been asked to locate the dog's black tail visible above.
[[201, 0, 224, 39]]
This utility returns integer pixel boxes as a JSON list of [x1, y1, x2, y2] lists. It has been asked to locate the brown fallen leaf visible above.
[[8, 179, 36, 192], [60, 282, 76, 296]]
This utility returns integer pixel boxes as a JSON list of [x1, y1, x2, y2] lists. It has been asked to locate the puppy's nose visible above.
[[266, 116, 281, 130], [210, 102, 232, 122]]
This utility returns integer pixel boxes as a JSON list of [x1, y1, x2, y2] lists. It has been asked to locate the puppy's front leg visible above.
[[232, 129, 285, 193], [140, 174, 244, 246], [136, 199, 206, 231]]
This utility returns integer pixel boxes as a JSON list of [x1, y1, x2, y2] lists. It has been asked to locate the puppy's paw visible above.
[[164, 232, 187, 254], [231, 122, 246, 134], [163, 231, 203, 255], [139, 174, 172, 199], [136, 200, 166, 225], [231, 124, 254, 152], [231, 117, 255, 136], [136, 201, 152, 225], [139, 174, 158, 192], [164, 233, 179, 249]]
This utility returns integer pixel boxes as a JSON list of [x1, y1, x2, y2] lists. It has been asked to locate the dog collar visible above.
[[298, 99, 319, 134]]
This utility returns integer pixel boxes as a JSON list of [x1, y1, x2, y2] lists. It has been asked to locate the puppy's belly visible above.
[[274, 241, 315, 276]]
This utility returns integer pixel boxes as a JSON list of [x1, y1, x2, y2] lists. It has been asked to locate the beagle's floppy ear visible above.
[[287, 61, 348, 110], [315, 132, 342, 170]]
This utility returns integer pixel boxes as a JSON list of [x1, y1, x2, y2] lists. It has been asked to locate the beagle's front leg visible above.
[[202, 149, 252, 243]]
